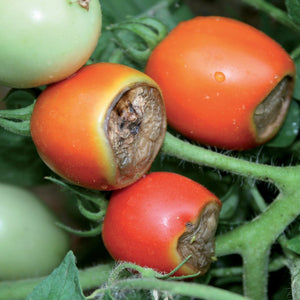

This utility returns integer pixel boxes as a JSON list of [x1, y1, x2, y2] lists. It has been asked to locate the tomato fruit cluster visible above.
[[0, 0, 102, 88], [102, 172, 222, 276], [146, 16, 296, 150], [0, 183, 70, 280], [31, 63, 167, 190]]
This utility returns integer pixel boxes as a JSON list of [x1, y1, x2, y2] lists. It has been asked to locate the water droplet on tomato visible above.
[[214, 72, 225, 82]]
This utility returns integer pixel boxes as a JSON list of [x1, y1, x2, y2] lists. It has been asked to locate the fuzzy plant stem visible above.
[[88, 277, 249, 300], [240, 0, 300, 35], [162, 132, 300, 300]]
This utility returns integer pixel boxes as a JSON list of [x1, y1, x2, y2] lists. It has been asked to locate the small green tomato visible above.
[[0, 0, 102, 88], [0, 183, 70, 280]]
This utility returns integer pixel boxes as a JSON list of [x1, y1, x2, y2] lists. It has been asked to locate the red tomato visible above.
[[102, 172, 222, 276], [30, 63, 166, 190], [145, 16, 296, 150]]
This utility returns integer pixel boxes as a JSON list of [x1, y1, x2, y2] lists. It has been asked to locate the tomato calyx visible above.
[[69, 0, 91, 11], [107, 17, 168, 64], [177, 202, 221, 275], [0, 101, 35, 136], [106, 84, 167, 187], [253, 76, 294, 143]]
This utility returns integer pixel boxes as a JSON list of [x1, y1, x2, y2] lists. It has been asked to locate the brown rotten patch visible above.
[[106, 84, 167, 187], [177, 202, 221, 275]]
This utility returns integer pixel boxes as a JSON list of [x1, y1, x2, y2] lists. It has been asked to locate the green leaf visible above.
[[286, 235, 300, 254], [266, 100, 300, 147], [0, 128, 47, 186], [286, 0, 300, 25], [26, 251, 85, 300]]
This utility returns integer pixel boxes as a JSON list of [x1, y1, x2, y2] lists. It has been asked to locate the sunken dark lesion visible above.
[[253, 76, 294, 142], [177, 202, 221, 275], [106, 84, 166, 187]]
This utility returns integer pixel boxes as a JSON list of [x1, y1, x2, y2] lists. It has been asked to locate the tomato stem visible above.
[[93, 277, 249, 300], [162, 132, 296, 186], [162, 131, 300, 299], [240, 0, 300, 35]]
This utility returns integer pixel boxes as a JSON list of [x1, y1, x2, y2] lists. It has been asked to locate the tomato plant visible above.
[[30, 62, 167, 190], [145, 16, 296, 150], [1, 1, 300, 300], [0, 0, 102, 88], [0, 183, 70, 280], [102, 172, 222, 276]]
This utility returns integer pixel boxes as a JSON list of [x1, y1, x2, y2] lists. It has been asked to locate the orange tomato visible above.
[[30, 63, 166, 190], [145, 16, 296, 150]]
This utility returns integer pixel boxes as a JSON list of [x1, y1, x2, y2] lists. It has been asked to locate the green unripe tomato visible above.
[[0, 183, 70, 280], [0, 0, 102, 88]]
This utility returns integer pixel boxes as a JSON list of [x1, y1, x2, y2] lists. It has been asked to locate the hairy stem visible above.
[[162, 132, 300, 299], [162, 132, 298, 186], [96, 277, 249, 300], [240, 0, 300, 35]]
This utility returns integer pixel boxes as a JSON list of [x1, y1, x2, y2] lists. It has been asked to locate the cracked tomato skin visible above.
[[30, 63, 163, 191], [102, 172, 222, 276], [0, 0, 101, 88], [145, 16, 296, 150]]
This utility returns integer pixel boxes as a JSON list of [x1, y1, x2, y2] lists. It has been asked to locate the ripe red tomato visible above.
[[102, 172, 222, 276], [30, 63, 166, 190], [145, 16, 296, 150]]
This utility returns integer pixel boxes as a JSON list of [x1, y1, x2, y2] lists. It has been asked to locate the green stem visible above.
[[216, 189, 300, 299], [210, 255, 286, 277], [162, 132, 297, 186], [0, 263, 113, 300], [278, 235, 300, 299], [290, 44, 300, 60], [240, 0, 300, 35], [162, 132, 300, 299], [90, 277, 249, 300]]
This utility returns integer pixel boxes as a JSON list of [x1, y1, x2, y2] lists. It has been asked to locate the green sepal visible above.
[[0, 118, 31, 136], [107, 16, 168, 64], [56, 221, 103, 237], [0, 101, 35, 121]]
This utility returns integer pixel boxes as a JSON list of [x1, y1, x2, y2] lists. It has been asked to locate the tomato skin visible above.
[[102, 172, 222, 276], [0, 183, 70, 280], [145, 16, 296, 150], [0, 0, 101, 88], [30, 63, 166, 191]]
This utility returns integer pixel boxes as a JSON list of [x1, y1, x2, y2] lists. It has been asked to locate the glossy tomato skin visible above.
[[30, 63, 165, 191], [145, 16, 296, 150], [0, 0, 101, 88], [102, 172, 222, 276], [0, 183, 70, 280]]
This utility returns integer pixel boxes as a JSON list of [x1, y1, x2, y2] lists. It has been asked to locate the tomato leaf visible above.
[[286, 235, 300, 254], [0, 128, 47, 186], [266, 100, 300, 147], [286, 0, 300, 26], [26, 251, 85, 300]]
